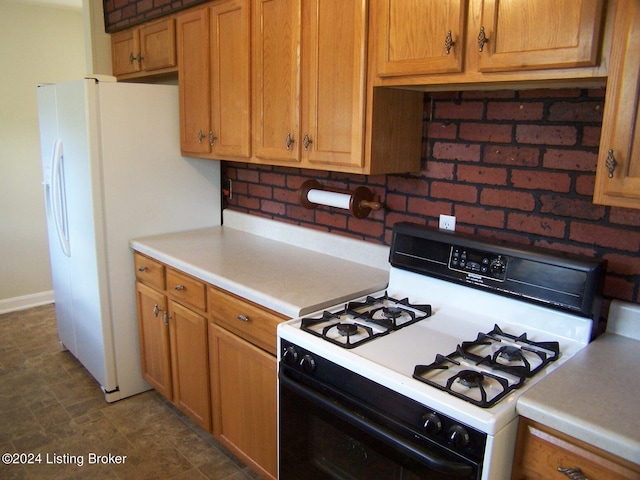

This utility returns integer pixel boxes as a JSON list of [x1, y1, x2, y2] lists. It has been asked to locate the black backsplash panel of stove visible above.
[[389, 222, 606, 319]]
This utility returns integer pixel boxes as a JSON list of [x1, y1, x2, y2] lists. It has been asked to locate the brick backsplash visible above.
[[102, 0, 207, 32], [224, 88, 640, 311]]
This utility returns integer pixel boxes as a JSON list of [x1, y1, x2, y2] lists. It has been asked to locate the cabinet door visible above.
[[252, 0, 301, 163], [302, 0, 366, 168], [209, 323, 277, 480], [139, 17, 177, 72], [177, 8, 211, 155], [135, 282, 172, 399], [477, 0, 604, 72], [168, 300, 211, 432], [593, 1, 640, 208], [112, 28, 140, 76], [210, 0, 251, 158], [376, 0, 465, 76]]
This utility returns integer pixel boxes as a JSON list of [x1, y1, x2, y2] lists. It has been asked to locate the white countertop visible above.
[[130, 211, 390, 318], [517, 302, 640, 465]]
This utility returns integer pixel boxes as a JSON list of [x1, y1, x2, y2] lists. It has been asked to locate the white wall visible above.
[[0, 1, 86, 312]]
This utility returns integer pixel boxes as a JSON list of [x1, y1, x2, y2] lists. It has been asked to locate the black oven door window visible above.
[[279, 370, 480, 480]]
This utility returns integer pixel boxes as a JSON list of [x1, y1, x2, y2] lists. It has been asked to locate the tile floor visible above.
[[0, 304, 260, 480]]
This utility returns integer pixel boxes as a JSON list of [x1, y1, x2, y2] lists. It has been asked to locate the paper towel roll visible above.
[[307, 189, 351, 210]]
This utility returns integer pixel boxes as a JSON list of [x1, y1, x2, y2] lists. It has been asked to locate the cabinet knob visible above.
[[197, 129, 205, 144], [153, 304, 160, 317], [163, 311, 170, 326], [557, 467, 588, 480], [129, 52, 135, 64], [237, 314, 249, 322], [444, 30, 456, 55], [138, 266, 148, 272], [209, 130, 217, 145], [174, 285, 185, 291], [285, 132, 294, 150], [606, 149, 617, 178], [303, 133, 312, 151], [478, 26, 488, 52]]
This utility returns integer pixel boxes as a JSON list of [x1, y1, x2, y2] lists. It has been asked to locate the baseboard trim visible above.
[[0, 291, 54, 314]]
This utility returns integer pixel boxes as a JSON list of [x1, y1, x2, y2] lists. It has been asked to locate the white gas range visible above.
[[277, 223, 605, 480]]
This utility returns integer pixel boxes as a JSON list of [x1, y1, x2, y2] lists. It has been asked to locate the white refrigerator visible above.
[[37, 77, 222, 402]]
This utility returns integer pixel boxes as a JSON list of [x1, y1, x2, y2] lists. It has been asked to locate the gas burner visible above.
[[299, 292, 432, 349], [495, 346, 523, 362], [382, 306, 403, 319], [336, 323, 358, 336], [458, 370, 484, 388], [413, 324, 561, 408]]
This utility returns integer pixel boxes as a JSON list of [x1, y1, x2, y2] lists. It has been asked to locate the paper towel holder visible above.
[[298, 179, 384, 219]]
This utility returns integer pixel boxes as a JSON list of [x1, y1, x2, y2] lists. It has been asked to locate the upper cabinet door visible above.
[[139, 18, 177, 72], [112, 28, 140, 76], [177, 8, 211, 155], [210, 0, 251, 158], [376, 0, 466, 76], [593, 1, 640, 209], [252, 0, 301, 163], [477, 0, 605, 72], [302, 0, 367, 168]]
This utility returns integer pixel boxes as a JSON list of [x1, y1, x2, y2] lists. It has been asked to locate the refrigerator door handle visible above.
[[51, 139, 71, 257]]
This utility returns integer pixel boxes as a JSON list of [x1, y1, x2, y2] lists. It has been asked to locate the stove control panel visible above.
[[449, 246, 508, 281]]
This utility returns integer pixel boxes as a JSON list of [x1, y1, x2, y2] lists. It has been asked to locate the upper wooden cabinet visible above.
[[376, 0, 466, 76], [593, 0, 640, 209], [251, 0, 422, 174], [252, 0, 300, 164], [374, 0, 608, 87], [177, 8, 211, 155], [111, 17, 177, 79], [477, 0, 604, 72], [177, 2, 251, 159]]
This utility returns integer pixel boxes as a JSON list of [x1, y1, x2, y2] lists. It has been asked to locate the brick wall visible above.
[[103, 0, 206, 32], [224, 88, 640, 312]]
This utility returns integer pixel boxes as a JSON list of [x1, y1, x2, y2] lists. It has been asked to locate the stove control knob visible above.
[[448, 425, 470, 448], [422, 413, 442, 434], [300, 354, 316, 373], [489, 256, 506, 275], [282, 346, 299, 365]]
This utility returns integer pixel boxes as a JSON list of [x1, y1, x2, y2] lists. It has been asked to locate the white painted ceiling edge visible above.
[[5, 0, 83, 10]]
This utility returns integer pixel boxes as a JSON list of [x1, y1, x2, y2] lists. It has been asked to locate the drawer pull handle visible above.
[[153, 304, 160, 317], [174, 285, 185, 291], [138, 266, 148, 272], [163, 311, 170, 326], [237, 314, 249, 322], [557, 467, 588, 480]]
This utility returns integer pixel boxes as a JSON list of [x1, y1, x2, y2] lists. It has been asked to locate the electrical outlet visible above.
[[439, 214, 456, 231]]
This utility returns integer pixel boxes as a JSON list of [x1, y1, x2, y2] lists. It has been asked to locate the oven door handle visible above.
[[279, 370, 475, 477]]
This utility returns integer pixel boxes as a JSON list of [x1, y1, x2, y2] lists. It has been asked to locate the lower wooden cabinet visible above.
[[134, 253, 211, 432], [134, 252, 282, 479], [168, 300, 211, 431], [136, 281, 172, 399], [512, 418, 640, 479], [209, 323, 278, 480]]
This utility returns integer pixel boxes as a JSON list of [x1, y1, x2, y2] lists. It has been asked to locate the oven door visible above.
[[278, 365, 481, 480]]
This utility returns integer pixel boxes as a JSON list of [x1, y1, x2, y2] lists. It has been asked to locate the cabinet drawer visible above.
[[208, 286, 286, 355], [513, 418, 640, 479], [166, 268, 206, 312], [134, 253, 165, 289]]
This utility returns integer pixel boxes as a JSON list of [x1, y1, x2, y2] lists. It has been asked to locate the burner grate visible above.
[[413, 324, 560, 408], [299, 292, 432, 349]]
